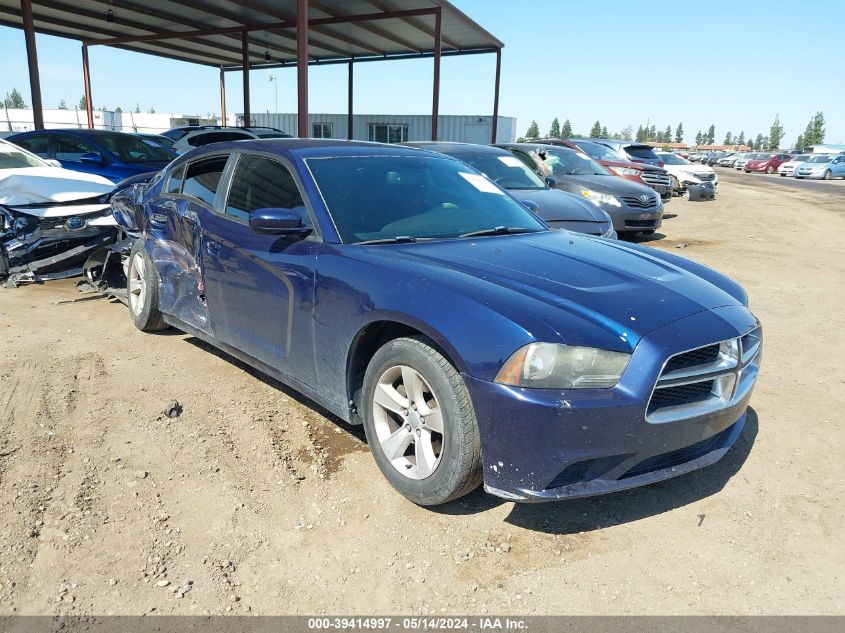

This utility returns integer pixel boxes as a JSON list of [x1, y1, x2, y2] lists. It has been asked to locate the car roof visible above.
[[403, 141, 507, 156], [179, 138, 443, 160]]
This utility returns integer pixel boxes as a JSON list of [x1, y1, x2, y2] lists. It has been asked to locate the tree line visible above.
[[520, 112, 828, 151], [3, 87, 155, 114]]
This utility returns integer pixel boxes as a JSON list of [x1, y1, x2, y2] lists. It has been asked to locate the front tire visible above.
[[361, 336, 482, 506], [824, 170, 832, 180], [766, 165, 775, 174], [127, 241, 168, 332]]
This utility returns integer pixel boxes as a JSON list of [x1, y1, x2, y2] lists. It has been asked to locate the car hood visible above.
[[352, 231, 745, 351], [553, 173, 654, 196], [0, 167, 114, 216], [507, 187, 607, 223]]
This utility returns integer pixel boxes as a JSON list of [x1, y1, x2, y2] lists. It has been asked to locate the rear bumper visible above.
[[465, 306, 759, 503]]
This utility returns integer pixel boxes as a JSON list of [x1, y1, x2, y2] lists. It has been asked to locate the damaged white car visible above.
[[0, 138, 118, 287]]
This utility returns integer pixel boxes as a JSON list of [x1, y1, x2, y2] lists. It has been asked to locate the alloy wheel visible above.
[[128, 253, 146, 317], [371, 365, 444, 480]]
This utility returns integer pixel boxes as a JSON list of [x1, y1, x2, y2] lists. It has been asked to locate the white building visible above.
[[807, 144, 845, 154], [247, 113, 517, 144]]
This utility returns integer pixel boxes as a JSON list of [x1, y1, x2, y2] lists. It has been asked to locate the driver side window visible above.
[[225, 154, 311, 228], [56, 135, 97, 162]]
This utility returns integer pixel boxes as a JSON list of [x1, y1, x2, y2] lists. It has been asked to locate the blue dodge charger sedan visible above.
[[113, 139, 761, 506]]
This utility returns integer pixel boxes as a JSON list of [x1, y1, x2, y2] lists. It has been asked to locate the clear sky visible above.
[[1, 0, 843, 144]]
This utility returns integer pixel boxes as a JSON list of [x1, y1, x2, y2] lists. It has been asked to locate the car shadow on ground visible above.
[[183, 336, 368, 444], [435, 408, 758, 533], [625, 231, 667, 244]]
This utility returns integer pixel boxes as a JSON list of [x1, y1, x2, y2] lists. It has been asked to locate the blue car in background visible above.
[[112, 139, 761, 506], [8, 129, 174, 183]]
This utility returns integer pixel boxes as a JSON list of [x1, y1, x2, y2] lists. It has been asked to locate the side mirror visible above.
[[249, 207, 312, 236], [544, 176, 558, 188], [79, 152, 105, 164], [45, 159, 63, 168], [521, 200, 540, 213]]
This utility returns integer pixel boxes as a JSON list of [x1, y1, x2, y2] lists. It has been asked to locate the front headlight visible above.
[[580, 189, 621, 207], [495, 343, 631, 389], [610, 167, 640, 177], [679, 171, 703, 184]]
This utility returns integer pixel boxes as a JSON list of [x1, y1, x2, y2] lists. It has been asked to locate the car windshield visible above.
[[142, 135, 175, 149], [750, 153, 771, 160], [449, 152, 546, 190], [305, 155, 547, 244], [573, 141, 626, 162], [792, 155, 811, 161], [658, 153, 690, 165], [96, 133, 175, 163], [0, 141, 49, 169], [806, 155, 833, 163], [537, 146, 609, 176], [625, 146, 660, 160]]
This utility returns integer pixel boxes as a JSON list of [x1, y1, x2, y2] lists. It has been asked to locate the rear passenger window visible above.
[[225, 155, 310, 226], [15, 135, 50, 157], [167, 164, 185, 193], [182, 156, 228, 206]]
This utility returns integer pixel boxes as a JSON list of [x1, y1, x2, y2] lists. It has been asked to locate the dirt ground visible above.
[[1, 168, 843, 616]]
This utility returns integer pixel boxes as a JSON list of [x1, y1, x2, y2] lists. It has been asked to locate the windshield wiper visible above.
[[356, 235, 420, 245], [459, 226, 543, 238]]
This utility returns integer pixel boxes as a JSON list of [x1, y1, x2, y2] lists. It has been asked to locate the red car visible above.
[[744, 153, 793, 174], [535, 138, 673, 202]]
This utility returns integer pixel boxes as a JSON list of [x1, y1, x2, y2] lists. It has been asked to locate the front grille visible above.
[[621, 195, 659, 210], [648, 380, 714, 414], [625, 219, 658, 228], [663, 344, 720, 374], [641, 171, 672, 187], [647, 328, 761, 424], [695, 173, 716, 182]]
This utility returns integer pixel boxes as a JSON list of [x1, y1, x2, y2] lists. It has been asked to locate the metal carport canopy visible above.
[[3, 0, 504, 141]]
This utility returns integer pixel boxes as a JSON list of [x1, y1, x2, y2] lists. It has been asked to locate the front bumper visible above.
[[602, 206, 663, 233], [465, 306, 760, 502]]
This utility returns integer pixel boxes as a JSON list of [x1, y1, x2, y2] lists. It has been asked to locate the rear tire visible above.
[[127, 240, 168, 332], [824, 170, 832, 180], [361, 336, 482, 506], [766, 165, 775, 174]]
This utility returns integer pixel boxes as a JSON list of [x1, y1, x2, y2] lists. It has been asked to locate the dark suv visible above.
[[586, 139, 665, 167]]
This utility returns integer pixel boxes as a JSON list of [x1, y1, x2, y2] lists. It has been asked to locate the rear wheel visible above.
[[127, 241, 168, 332], [766, 165, 775, 174], [361, 336, 481, 506], [824, 170, 833, 180]]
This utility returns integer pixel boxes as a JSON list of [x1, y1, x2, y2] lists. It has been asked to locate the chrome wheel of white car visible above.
[[372, 365, 444, 480], [128, 253, 147, 317]]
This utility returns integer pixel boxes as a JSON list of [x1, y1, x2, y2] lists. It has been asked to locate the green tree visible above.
[[755, 133, 765, 150], [806, 111, 825, 145], [794, 133, 804, 150], [149, 107, 156, 114], [3, 88, 26, 108], [736, 131, 746, 147], [706, 124, 715, 144], [135, 103, 141, 113], [649, 125, 656, 141], [675, 123, 684, 143], [636, 125, 645, 142], [525, 120, 540, 139], [619, 125, 633, 140], [115, 106, 123, 113], [695, 131, 703, 145], [561, 119, 572, 138], [723, 131, 733, 145], [549, 117, 561, 138], [664, 125, 672, 142], [58, 99, 68, 110], [78, 95, 88, 110], [590, 120, 602, 137], [768, 114, 784, 150], [516, 136, 526, 143], [600, 126, 608, 138]]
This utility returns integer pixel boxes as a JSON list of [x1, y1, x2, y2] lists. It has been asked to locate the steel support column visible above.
[[431, 7, 441, 141], [297, 0, 309, 138], [20, 0, 44, 129], [491, 48, 501, 143], [219, 68, 227, 127], [241, 31, 250, 126], [347, 60, 354, 140], [82, 44, 94, 129]]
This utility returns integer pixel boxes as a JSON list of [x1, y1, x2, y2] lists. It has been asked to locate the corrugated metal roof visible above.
[[0, 0, 502, 68]]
